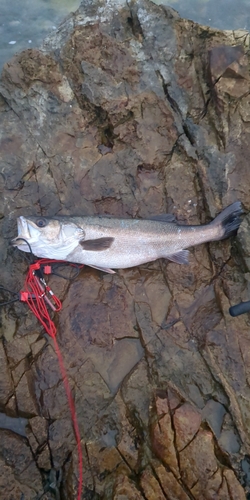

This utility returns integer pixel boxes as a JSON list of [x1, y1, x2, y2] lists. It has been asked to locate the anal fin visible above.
[[165, 250, 190, 265]]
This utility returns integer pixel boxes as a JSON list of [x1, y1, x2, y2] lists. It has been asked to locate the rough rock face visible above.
[[0, 0, 250, 498]]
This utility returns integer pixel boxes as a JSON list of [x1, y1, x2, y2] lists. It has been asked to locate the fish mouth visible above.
[[11, 216, 32, 249]]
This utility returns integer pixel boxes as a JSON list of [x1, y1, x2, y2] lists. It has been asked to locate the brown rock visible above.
[[222, 469, 246, 500], [30, 415, 48, 445], [0, 429, 43, 497], [173, 402, 202, 451], [151, 395, 179, 476], [49, 418, 75, 468], [86, 441, 124, 495], [113, 475, 144, 500], [0, 341, 13, 407], [179, 429, 218, 492], [140, 466, 166, 500], [152, 460, 190, 500], [15, 369, 38, 416], [37, 445, 51, 470], [0, 0, 249, 497]]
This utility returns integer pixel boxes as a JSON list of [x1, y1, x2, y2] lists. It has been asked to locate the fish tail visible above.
[[210, 201, 243, 240]]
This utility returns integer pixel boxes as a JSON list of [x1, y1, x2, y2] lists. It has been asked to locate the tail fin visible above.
[[210, 201, 243, 240]]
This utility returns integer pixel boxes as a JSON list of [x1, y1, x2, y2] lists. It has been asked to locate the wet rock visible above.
[[201, 398, 226, 438], [0, 412, 27, 436], [0, 0, 250, 497]]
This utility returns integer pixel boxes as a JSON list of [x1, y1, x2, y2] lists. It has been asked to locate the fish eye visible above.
[[35, 218, 47, 228]]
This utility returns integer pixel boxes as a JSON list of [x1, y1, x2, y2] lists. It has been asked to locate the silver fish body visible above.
[[11, 202, 243, 273]]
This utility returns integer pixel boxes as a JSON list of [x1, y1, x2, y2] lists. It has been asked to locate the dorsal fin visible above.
[[147, 214, 176, 223]]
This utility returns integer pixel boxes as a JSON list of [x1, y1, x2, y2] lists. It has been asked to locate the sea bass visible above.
[[12, 202, 242, 274]]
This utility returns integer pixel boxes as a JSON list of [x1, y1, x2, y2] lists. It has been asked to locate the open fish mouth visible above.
[[11, 216, 32, 248]]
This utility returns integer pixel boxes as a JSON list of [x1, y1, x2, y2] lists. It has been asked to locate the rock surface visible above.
[[0, 0, 250, 498]]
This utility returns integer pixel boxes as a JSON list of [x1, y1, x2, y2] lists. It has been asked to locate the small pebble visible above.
[[9, 41, 16, 45], [28, 40, 32, 43]]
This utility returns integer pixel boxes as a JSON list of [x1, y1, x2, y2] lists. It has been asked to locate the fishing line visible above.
[[0, 252, 84, 500], [0, 286, 20, 306], [13, 237, 35, 262]]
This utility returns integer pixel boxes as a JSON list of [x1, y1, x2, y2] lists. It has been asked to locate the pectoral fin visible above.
[[89, 264, 116, 274], [80, 237, 114, 251], [166, 250, 190, 265]]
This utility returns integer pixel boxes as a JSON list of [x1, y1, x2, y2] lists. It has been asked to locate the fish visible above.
[[11, 202, 243, 274]]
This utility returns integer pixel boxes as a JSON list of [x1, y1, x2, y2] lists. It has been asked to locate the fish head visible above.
[[12, 216, 84, 259]]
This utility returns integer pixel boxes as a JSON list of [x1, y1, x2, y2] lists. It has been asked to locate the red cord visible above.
[[52, 335, 83, 498], [22, 259, 83, 499]]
